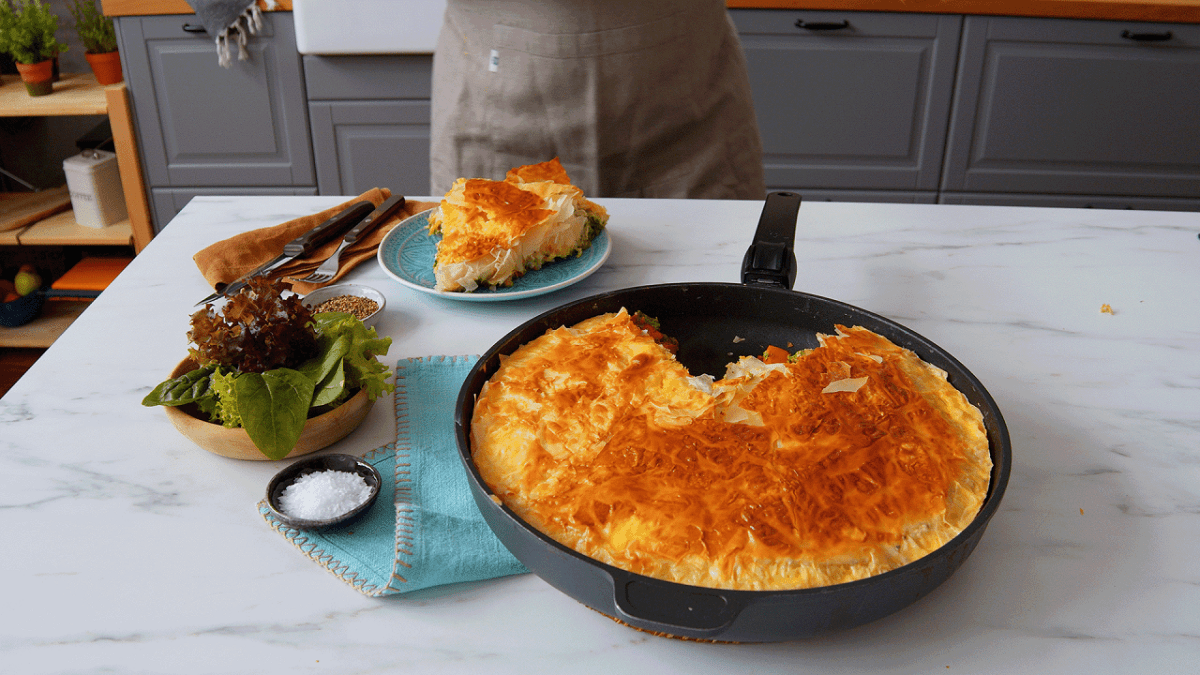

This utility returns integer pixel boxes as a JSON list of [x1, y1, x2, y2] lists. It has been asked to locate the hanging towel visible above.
[[185, 1, 278, 67]]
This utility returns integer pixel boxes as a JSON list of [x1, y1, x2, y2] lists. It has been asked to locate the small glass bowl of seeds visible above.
[[301, 284, 386, 328]]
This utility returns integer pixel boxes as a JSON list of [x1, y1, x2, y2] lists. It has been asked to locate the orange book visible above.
[[51, 257, 133, 292]]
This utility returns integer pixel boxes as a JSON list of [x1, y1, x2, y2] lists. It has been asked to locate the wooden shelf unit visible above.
[[1, 72, 153, 348], [0, 72, 151, 250], [2, 190, 134, 248], [0, 72, 108, 115]]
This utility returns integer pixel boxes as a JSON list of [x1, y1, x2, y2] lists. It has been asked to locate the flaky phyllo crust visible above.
[[426, 158, 608, 292], [470, 311, 992, 591]]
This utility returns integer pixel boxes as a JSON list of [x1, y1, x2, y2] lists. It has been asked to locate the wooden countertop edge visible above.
[[100, 0, 1199, 23], [102, 1, 290, 17]]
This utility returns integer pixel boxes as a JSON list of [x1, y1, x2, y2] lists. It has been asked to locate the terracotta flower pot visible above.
[[161, 357, 376, 461], [15, 60, 54, 96], [84, 50, 123, 85]]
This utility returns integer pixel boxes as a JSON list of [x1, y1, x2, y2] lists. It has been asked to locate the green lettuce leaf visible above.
[[210, 369, 243, 428], [313, 312, 394, 400]]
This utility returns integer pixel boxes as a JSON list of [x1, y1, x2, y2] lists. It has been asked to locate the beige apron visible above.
[[430, 0, 766, 199]]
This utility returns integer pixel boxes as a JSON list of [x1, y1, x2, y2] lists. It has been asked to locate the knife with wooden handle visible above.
[[195, 200, 376, 306]]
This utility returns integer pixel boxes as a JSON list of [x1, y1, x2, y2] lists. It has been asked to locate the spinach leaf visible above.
[[296, 332, 352, 409], [298, 333, 349, 391], [142, 365, 218, 407], [311, 358, 346, 408], [235, 368, 315, 460]]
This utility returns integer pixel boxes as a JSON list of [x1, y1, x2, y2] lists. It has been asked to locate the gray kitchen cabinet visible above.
[[110, 10, 1200, 216], [942, 16, 1200, 201], [305, 55, 432, 197], [115, 12, 314, 230], [729, 10, 961, 201]]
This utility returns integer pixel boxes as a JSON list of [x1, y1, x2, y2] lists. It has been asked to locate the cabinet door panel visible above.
[[122, 14, 314, 188], [943, 16, 1200, 197], [309, 101, 431, 197], [732, 10, 960, 191]]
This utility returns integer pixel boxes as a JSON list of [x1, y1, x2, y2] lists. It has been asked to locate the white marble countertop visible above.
[[3, 196, 1199, 673]]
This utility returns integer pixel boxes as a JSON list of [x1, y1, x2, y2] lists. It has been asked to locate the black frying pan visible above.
[[453, 193, 1011, 642]]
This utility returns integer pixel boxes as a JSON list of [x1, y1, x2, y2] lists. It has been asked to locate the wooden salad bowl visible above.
[[162, 358, 374, 461]]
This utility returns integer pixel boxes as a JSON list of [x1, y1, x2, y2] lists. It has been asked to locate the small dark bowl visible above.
[[265, 453, 382, 530], [0, 289, 44, 328]]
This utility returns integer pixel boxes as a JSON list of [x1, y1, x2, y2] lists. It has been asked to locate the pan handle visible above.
[[611, 575, 746, 638], [742, 191, 802, 289]]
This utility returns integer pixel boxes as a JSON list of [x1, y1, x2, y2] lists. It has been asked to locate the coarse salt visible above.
[[278, 469, 373, 521]]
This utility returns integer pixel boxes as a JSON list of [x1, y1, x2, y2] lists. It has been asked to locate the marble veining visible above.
[[2, 196, 1199, 673]]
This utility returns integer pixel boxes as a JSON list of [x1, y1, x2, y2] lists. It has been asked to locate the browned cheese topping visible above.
[[471, 311, 991, 591], [425, 158, 608, 292], [434, 179, 553, 265]]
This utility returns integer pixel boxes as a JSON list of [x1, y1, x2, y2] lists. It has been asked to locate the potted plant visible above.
[[0, 0, 68, 96], [67, 0, 120, 85]]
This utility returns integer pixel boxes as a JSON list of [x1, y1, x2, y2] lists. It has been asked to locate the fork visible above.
[[299, 195, 406, 284]]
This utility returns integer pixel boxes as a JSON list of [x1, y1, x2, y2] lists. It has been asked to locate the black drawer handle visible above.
[[1120, 29, 1172, 42], [182, 23, 208, 34], [795, 19, 850, 31]]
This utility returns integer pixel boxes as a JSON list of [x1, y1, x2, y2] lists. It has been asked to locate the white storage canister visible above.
[[62, 149, 128, 229]]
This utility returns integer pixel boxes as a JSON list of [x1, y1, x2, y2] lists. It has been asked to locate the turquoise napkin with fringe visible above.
[[258, 355, 528, 595]]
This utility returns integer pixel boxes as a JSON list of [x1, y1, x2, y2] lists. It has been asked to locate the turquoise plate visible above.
[[376, 209, 611, 301]]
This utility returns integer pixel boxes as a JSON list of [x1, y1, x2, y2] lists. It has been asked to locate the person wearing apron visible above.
[[430, 0, 767, 199]]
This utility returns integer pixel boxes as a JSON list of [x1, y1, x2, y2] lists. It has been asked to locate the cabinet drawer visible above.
[[119, 13, 314, 190], [304, 55, 433, 100], [943, 16, 1200, 197], [309, 100, 431, 196], [731, 9, 960, 192]]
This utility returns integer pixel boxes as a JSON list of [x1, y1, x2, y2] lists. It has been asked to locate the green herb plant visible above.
[[0, 0, 67, 65], [142, 278, 395, 460], [67, 0, 115, 54], [0, 4, 12, 59]]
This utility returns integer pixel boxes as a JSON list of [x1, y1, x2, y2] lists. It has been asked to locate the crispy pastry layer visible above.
[[427, 158, 608, 292], [471, 310, 991, 591]]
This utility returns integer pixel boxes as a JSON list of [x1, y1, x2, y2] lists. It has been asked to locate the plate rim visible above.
[[376, 209, 612, 302]]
